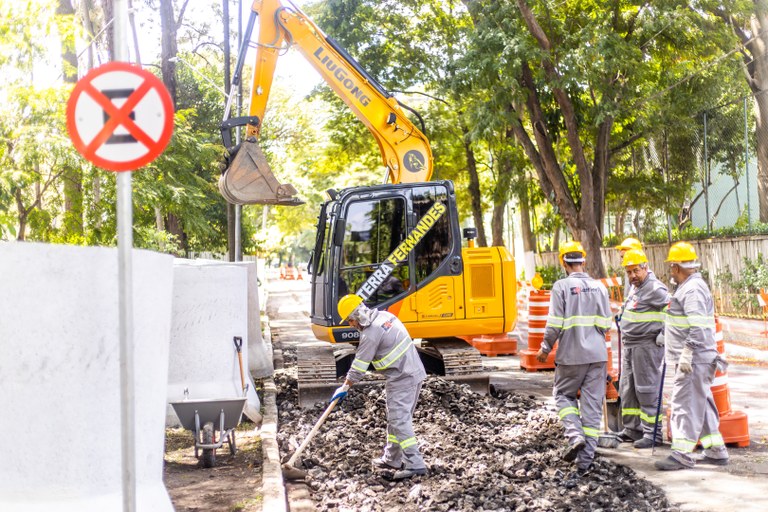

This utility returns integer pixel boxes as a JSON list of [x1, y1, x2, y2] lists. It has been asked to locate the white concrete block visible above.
[[0, 242, 174, 511], [167, 261, 261, 426]]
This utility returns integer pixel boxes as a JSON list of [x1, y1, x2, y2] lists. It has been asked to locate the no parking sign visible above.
[[66, 62, 174, 171]]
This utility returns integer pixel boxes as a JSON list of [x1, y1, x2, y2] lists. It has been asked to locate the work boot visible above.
[[616, 432, 638, 443], [633, 437, 661, 449], [562, 438, 586, 462], [700, 456, 729, 466], [372, 457, 401, 470], [391, 467, 427, 481], [654, 456, 690, 471]]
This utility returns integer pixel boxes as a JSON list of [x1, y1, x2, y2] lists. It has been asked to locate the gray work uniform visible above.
[[619, 271, 668, 441], [665, 272, 728, 467], [541, 272, 612, 471], [346, 310, 427, 470]]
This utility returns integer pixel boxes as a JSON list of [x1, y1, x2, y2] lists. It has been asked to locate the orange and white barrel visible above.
[[711, 318, 732, 415], [520, 289, 556, 371]]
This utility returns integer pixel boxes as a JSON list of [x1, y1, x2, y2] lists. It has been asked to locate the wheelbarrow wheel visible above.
[[202, 422, 216, 468]]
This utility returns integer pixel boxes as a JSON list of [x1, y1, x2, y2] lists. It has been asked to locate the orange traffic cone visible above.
[[712, 317, 750, 447], [520, 289, 556, 371]]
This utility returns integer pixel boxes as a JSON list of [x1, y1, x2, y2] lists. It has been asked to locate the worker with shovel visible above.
[[617, 249, 669, 448], [331, 294, 428, 481], [536, 241, 612, 479], [655, 242, 729, 470]]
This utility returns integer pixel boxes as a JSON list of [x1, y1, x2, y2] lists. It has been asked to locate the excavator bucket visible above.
[[219, 138, 304, 206]]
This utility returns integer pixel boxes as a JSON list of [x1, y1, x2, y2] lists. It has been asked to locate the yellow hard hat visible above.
[[666, 242, 698, 263], [616, 237, 642, 252], [338, 294, 363, 321], [559, 241, 586, 265], [622, 248, 648, 267]]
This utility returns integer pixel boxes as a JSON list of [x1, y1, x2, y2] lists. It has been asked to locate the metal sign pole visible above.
[[113, 1, 136, 511]]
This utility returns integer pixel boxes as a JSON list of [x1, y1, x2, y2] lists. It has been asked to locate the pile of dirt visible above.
[[277, 374, 675, 511]]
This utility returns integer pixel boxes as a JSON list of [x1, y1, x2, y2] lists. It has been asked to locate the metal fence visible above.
[[537, 235, 768, 318], [605, 95, 762, 239]]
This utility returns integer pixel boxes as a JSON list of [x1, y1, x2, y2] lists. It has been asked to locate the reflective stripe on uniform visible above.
[[547, 315, 564, 328], [387, 434, 399, 444], [639, 410, 662, 424], [621, 310, 665, 323], [558, 406, 579, 419], [399, 437, 418, 449], [671, 437, 697, 453], [351, 358, 370, 372], [700, 433, 725, 448], [558, 315, 613, 330], [372, 337, 412, 370], [583, 426, 599, 438], [622, 407, 641, 417], [665, 313, 715, 329]]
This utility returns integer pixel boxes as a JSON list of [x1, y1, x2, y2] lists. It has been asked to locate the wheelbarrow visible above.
[[170, 397, 247, 468]]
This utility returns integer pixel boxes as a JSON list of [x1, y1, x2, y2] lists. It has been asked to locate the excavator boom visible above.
[[219, 0, 433, 205]]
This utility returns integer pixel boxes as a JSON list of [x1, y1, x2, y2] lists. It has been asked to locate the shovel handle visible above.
[[286, 398, 339, 467], [233, 336, 243, 352]]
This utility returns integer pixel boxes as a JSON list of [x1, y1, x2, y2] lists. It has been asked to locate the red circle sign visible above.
[[66, 62, 174, 172]]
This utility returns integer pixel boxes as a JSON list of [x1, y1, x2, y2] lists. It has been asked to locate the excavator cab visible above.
[[308, 181, 462, 341]]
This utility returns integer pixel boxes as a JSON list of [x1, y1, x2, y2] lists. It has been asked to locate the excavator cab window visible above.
[[339, 197, 409, 308], [412, 187, 454, 283]]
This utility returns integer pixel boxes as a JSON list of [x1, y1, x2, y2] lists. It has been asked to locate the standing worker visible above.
[[655, 242, 729, 470], [615, 237, 643, 297], [331, 294, 428, 480], [536, 241, 612, 478], [617, 249, 668, 448]]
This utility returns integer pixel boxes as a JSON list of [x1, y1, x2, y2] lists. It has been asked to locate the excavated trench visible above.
[[276, 369, 676, 512]]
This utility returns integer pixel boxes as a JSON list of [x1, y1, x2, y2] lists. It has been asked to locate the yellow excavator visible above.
[[220, 0, 518, 405]]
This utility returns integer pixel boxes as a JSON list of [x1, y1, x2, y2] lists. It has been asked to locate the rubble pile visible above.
[[277, 374, 674, 511]]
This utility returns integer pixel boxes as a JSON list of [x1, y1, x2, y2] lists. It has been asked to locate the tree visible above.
[[711, 1, 768, 222], [460, 0, 745, 276]]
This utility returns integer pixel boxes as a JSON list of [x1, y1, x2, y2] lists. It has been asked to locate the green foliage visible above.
[[714, 254, 768, 311], [535, 264, 565, 291]]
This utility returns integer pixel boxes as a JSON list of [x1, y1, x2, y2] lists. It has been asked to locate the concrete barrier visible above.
[[232, 261, 273, 378], [0, 242, 174, 511], [167, 260, 262, 426]]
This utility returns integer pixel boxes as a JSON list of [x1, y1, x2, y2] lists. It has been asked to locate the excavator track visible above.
[[296, 338, 489, 407], [296, 343, 339, 408], [417, 338, 490, 395]]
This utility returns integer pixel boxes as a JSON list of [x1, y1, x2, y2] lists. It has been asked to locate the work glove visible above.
[[678, 347, 693, 374], [330, 383, 350, 403], [536, 348, 549, 363], [655, 332, 665, 347]]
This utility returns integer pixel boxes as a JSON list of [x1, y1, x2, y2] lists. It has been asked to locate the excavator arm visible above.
[[219, 0, 433, 205]]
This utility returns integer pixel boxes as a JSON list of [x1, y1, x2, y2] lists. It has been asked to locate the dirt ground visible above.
[[163, 421, 264, 512]]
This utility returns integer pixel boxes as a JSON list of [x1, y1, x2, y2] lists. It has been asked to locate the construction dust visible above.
[[276, 373, 676, 511]]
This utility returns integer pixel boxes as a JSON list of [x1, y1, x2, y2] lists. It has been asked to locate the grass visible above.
[[230, 495, 262, 511]]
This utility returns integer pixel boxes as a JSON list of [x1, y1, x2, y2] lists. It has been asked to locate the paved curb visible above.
[[260, 377, 286, 512], [259, 297, 287, 512]]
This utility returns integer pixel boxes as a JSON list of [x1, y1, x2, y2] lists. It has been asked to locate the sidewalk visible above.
[[496, 316, 768, 512], [719, 316, 768, 351]]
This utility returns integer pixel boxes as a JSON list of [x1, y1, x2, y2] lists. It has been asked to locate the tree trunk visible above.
[[741, 2, 768, 221], [754, 92, 768, 221], [58, 0, 84, 240], [520, 200, 536, 253], [159, 0, 179, 104], [159, 0, 186, 251], [462, 123, 487, 247], [101, 0, 114, 60], [491, 128, 516, 247]]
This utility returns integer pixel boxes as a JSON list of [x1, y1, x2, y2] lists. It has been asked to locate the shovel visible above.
[[598, 398, 621, 448], [282, 397, 340, 480], [233, 336, 247, 395]]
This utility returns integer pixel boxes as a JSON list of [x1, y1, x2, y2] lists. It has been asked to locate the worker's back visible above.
[[546, 272, 611, 365], [362, 310, 426, 389]]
